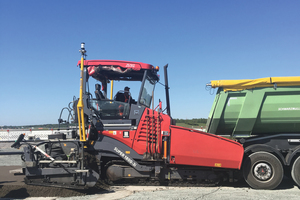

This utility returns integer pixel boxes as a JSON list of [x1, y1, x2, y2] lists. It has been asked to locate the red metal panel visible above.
[[100, 130, 136, 149], [169, 126, 244, 169], [77, 60, 154, 71], [132, 108, 171, 155]]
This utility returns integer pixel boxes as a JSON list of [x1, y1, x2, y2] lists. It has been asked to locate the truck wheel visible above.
[[291, 156, 300, 187], [243, 151, 283, 189]]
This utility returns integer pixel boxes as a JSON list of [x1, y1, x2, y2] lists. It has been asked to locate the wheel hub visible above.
[[253, 162, 272, 181]]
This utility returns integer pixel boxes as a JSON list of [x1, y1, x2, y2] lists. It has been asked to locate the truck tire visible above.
[[243, 151, 283, 189], [291, 156, 300, 187]]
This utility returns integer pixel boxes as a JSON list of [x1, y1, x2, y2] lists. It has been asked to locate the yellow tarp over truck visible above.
[[210, 76, 300, 92]]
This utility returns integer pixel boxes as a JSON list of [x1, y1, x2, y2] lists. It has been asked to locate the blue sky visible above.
[[1, 1, 300, 126]]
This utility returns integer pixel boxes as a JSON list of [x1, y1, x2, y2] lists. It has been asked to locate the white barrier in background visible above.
[[0, 129, 75, 141], [1, 126, 204, 142]]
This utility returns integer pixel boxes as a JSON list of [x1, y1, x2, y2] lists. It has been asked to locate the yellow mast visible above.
[[110, 80, 114, 99], [77, 42, 87, 142]]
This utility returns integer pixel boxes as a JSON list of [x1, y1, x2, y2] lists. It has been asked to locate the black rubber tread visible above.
[[243, 151, 283, 189], [103, 178, 218, 187], [101, 160, 220, 187], [291, 156, 300, 187]]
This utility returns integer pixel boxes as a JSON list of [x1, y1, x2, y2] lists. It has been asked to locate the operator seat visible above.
[[95, 84, 105, 100], [115, 90, 136, 104], [115, 90, 125, 102]]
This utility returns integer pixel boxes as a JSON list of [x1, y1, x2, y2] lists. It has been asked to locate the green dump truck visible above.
[[206, 76, 300, 189]]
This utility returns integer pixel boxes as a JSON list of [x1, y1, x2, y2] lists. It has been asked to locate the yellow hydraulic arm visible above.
[[77, 42, 87, 142]]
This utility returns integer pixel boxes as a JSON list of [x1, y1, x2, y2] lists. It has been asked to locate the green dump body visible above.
[[206, 85, 300, 137]]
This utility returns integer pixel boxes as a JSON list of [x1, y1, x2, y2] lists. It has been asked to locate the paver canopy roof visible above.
[[77, 60, 159, 82]]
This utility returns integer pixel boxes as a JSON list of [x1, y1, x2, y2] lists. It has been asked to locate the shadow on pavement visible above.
[[220, 176, 297, 190]]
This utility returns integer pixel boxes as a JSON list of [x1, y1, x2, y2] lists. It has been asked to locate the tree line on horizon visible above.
[[0, 123, 70, 130], [174, 118, 207, 126]]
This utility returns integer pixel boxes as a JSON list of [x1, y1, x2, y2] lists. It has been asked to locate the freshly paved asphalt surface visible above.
[[0, 166, 24, 186]]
